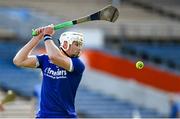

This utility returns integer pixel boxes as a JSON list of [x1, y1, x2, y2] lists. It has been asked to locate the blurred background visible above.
[[0, 0, 180, 118]]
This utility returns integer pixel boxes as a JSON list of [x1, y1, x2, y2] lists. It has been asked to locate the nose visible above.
[[77, 46, 82, 51]]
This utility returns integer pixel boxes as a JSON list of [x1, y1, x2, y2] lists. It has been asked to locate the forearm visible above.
[[45, 40, 62, 58], [44, 39, 71, 71], [13, 37, 40, 64], [43, 25, 71, 70]]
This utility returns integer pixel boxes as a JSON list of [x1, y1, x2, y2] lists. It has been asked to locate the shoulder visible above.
[[71, 58, 85, 67], [37, 54, 48, 57], [36, 54, 49, 60], [71, 58, 85, 73], [36, 54, 49, 68]]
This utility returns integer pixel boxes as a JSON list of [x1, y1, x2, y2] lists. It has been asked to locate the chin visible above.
[[71, 54, 79, 58]]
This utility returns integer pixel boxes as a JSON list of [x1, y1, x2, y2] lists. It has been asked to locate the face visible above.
[[67, 41, 83, 57]]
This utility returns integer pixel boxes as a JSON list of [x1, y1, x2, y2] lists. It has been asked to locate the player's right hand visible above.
[[43, 24, 55, 36]]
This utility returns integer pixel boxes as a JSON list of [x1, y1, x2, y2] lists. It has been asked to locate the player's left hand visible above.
[[33, 27, 45, 40], [43, 24, 55, 36]]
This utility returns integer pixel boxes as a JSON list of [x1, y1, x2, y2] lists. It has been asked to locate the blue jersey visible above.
[[36, 54, 85, 118]]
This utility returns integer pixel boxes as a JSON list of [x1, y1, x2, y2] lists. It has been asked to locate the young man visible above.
[[13, 25, 85, 118]]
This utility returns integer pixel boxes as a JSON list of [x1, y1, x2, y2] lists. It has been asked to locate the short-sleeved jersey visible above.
[[36, 54, 85, 118]]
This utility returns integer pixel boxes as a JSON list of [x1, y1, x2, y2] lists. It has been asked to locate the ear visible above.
[[63, 41, 68, 50]]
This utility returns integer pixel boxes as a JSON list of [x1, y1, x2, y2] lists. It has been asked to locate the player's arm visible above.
[[13, 28, 44, 68], [45, 40, 72, 71], [43, 25, 72, 71]]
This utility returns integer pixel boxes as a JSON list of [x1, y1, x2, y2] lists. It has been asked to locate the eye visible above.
[[74, 42, 78, 46]]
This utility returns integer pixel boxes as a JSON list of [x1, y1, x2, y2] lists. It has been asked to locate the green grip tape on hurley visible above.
[[32, 21, 74, 36], [32, 29, 38, 36], [54, 21, 74, 30]]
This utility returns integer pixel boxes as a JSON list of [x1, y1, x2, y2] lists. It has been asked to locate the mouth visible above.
[[77, 51, 80, 54]]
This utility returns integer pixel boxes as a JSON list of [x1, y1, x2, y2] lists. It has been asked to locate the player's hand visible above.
[[43, 24, 55, 36], [33, 27, 44, 40]]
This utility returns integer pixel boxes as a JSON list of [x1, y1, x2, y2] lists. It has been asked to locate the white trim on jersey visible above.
[[68, 58, 74, 72], [35, 56, 40, 68]]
